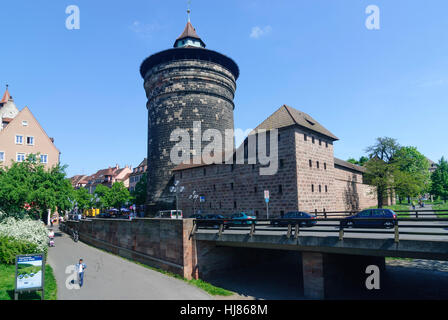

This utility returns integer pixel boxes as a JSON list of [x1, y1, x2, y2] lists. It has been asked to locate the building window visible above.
[[22, 121, 28, 126], [278, 134, 281, 142], [325, 185, 328, 193], [311, 184, 314, 192], [278, 185, 283, 194], [280, 159, 284, 169], [231, 164, 234, 172], [309, 160, 312, 168], [312, 137, 315, 144], [220, 202, 222, 209], [326, 142, 328, 148], [319, 139, 322, 146], [40, 154, 48, 164], [324, 163, 327, 170], [234, 201, 237, 209], [26, 136, 34, 145], [0, 151, 4, 162], [213, 184, 216, 191], [304, 134, 307, 141], [317, 161, 320, 169], [15, 135, 23, 144], [254, 186, 257, 193], [319, 185, 322, 193], [230, 183, 234, 190], [17, 153, 25, 162], [203, 168, 206, 176], [252, 164, 255, 171]]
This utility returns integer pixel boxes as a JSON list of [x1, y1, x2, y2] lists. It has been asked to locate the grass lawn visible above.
[[433, 203, 448, 218], [0, 264, 57, 300]]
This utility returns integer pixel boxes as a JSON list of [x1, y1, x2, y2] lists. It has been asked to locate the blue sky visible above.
[[1, 0, 447, 177]]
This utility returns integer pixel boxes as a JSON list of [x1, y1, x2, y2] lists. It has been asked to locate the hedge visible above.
[[0, 236, 40, 265]]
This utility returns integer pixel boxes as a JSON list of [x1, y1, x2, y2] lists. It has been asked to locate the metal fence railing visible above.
[[192, 210, 448, 243]]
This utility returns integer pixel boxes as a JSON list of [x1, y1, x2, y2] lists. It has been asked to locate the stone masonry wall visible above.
[[66, 218, 197, 279], [144, 59, 237, 213]]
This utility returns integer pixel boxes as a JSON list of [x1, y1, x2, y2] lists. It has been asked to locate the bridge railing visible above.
[[192, 210, 448, 243]]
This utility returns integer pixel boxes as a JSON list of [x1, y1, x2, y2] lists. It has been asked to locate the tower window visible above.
[[254, 186, 257, 193], [319, 185, 322, 193], [311, 184, 314, 193], [326, 142, 328, 148], [309, 160, 312, 168], [304, 134, 307, 141], [325, 185, 328, 193], [234, 201, 237, 209], [317, 161, 320, 169], [324, 163, 327, 170], [213, 184, 216, 191], [203, 168, 206, 176], [312, 137, 315, 144], [278, 185, 283, 194], [319, 139, 322, 146], [280, 159, 284, 169], [230, 183, 234, 190]]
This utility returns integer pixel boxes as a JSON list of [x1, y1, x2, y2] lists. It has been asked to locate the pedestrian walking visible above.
[[75, 259, 87, 287]]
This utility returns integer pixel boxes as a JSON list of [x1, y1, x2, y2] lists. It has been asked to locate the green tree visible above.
[[73, 187, 94, 210], [431, 157, 448, 203], [393, 146, 430, 202], [107, 182, 132, 209], [347, 156, 369, 166], [131, 173, 147, 206], [93, 184, 111, 208], [364, 137, 401, 208], [0, 155, 74, 222]]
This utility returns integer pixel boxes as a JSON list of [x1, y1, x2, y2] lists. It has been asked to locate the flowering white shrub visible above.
[[0, 217, 48, 253]]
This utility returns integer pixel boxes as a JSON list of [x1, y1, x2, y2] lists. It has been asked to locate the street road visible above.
[[47, 230, 211, 300]]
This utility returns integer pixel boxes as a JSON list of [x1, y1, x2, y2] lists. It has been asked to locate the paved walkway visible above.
[[47, 230, 211, 300]]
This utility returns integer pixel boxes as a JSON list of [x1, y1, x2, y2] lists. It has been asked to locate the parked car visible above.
[[230, 212, 257, 225], [340, 209, 397, 229], [155, 210, 183, 219], [271, 211, 317, 227], [98, 212, 112, 218], [201, 214, 230, 229]]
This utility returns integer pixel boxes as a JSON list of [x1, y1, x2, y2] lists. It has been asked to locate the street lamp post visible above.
[[170, 180, 185, 218], [188, 191, 199, 216]]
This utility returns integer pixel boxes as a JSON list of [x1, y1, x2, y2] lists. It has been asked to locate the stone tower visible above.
[[140, 19, 239, 213]]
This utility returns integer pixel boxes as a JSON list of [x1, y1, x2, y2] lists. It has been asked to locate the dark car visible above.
[[98, 212, 112, 218], [271, 211, 317, 227], [340, 209, 397, 229], [200, 214, 230, 229]]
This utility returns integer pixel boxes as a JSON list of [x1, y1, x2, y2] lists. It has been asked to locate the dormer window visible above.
[[22, 121, 28, 126]]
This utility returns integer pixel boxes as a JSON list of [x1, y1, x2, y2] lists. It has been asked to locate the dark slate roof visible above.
[[252, 105, 339, 141], [334, 158, 366, 173]]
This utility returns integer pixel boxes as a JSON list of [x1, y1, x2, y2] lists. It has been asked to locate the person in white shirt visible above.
[[75, 259, 87, 287]]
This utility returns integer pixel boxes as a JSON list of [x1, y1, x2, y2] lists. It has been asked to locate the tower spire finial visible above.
[[187, 0, 191, 22]]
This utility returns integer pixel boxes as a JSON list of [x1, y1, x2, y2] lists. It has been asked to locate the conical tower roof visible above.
[[0, 86, 20, 119], [174, 21, 206, 48]]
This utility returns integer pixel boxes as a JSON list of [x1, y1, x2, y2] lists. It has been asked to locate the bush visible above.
[[0, 236, 39, 264], [0, 217, 48, 254]]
